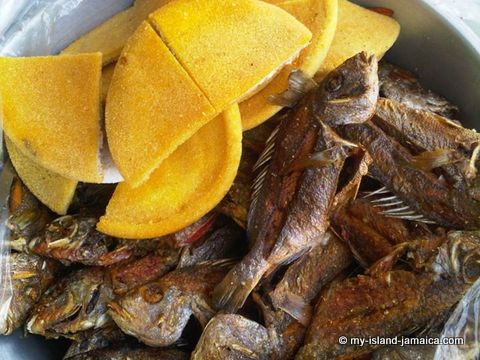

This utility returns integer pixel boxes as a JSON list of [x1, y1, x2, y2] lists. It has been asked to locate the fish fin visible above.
[[268, 70, 317, 107], [280, 147, 340, 175], [410, 149, 460, 171], [249, 123, 281, 215], [274, 292, 312, 327], [212, 257, 269, 313]]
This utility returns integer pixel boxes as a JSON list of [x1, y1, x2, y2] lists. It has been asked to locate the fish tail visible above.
[[212, 256, 269, 313]]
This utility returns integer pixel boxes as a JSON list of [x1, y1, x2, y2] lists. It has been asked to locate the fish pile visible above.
[[2, 52, 480, 360]]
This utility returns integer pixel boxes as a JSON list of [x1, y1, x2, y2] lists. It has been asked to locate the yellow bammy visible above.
[[240, 0, 339, 130], [6, 137, 77, 215], [61, 0, 171, 65], [98, 105, 242, 239], [149, 0, 312, 110], [315, 0, 400, 79], [0, 53, 103, 183], [105, 21, 217, 187]]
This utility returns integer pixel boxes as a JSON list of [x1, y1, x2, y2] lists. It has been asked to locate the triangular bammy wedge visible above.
[[98, 105, 242, 239], [315, 0, 400, 79], [6, 137, 77, 215], [148, 0, 312, 110], [240, 0, 338, 130], [0, 53, 103, 183], [105, 22, 217, 187], [61, 0, 171, 65]]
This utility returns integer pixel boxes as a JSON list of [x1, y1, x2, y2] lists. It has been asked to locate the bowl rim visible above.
[[419, 0, 480, 57]]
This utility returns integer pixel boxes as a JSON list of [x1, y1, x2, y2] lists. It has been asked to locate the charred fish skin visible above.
[[0, 253, 58, 335], [27, 267, 113, 339], [192, 314, 272, 360], [296, 231, 480, 360], [212, 52, 379, 313], [378, 61, 459, 118], [339, 121, 480, 229], [108, 260, 234, 347]]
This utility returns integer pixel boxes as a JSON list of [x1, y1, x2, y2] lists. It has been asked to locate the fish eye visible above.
[[462, 253, 480, 283], [326, 73, 344, 92]]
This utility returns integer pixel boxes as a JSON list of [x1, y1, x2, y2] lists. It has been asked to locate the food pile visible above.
[[1, 0, 479, 359]]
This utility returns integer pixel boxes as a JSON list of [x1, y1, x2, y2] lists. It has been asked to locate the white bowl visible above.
[[0, 0, 479, 358]]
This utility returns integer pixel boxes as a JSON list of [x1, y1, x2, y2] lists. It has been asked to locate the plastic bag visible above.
[[435, 278, 480, 360], [0, 0, 132, 56]]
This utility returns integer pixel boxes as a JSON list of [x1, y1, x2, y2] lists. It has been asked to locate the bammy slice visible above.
[[98, 105, 242, 239], [61, 0, 170, 65], [6, 137, 77, 215], [105, 22, 216, 186], [0, 53, 103, 183], [240, 0, 338, 130], [316, 0, 400, 79], [149, 0, 312, 110]]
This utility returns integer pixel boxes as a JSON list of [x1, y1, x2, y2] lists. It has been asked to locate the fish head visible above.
[[27, 268, 111, 337], [433, 231, 480, 283], [317, 52, 379, 125], [109, 283, 192, 347]]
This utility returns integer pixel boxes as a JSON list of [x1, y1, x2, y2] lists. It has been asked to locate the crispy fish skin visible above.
[[0, 253, 58, 335], [27, 267, 113, 338], [339, 121, 480, 229], [378, 61, 459, 118], [213, 53, 379, 313], [109, 260, 234, 347], [192, 314, 272, 360], [296, 231, 480, 359], [260, 232, 352, 359]]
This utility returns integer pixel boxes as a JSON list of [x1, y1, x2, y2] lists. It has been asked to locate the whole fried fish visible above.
[[297, 230, 480, 359], [378, 61, 458, 118], [338, 121, 480, 229], [27, 267, 113, 338], [191, 314, 272, 360], [213, 52, 379, 312], [109, 259, 235, 347], [257, 232, 352, 359], [0, 253, 58, 335]]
